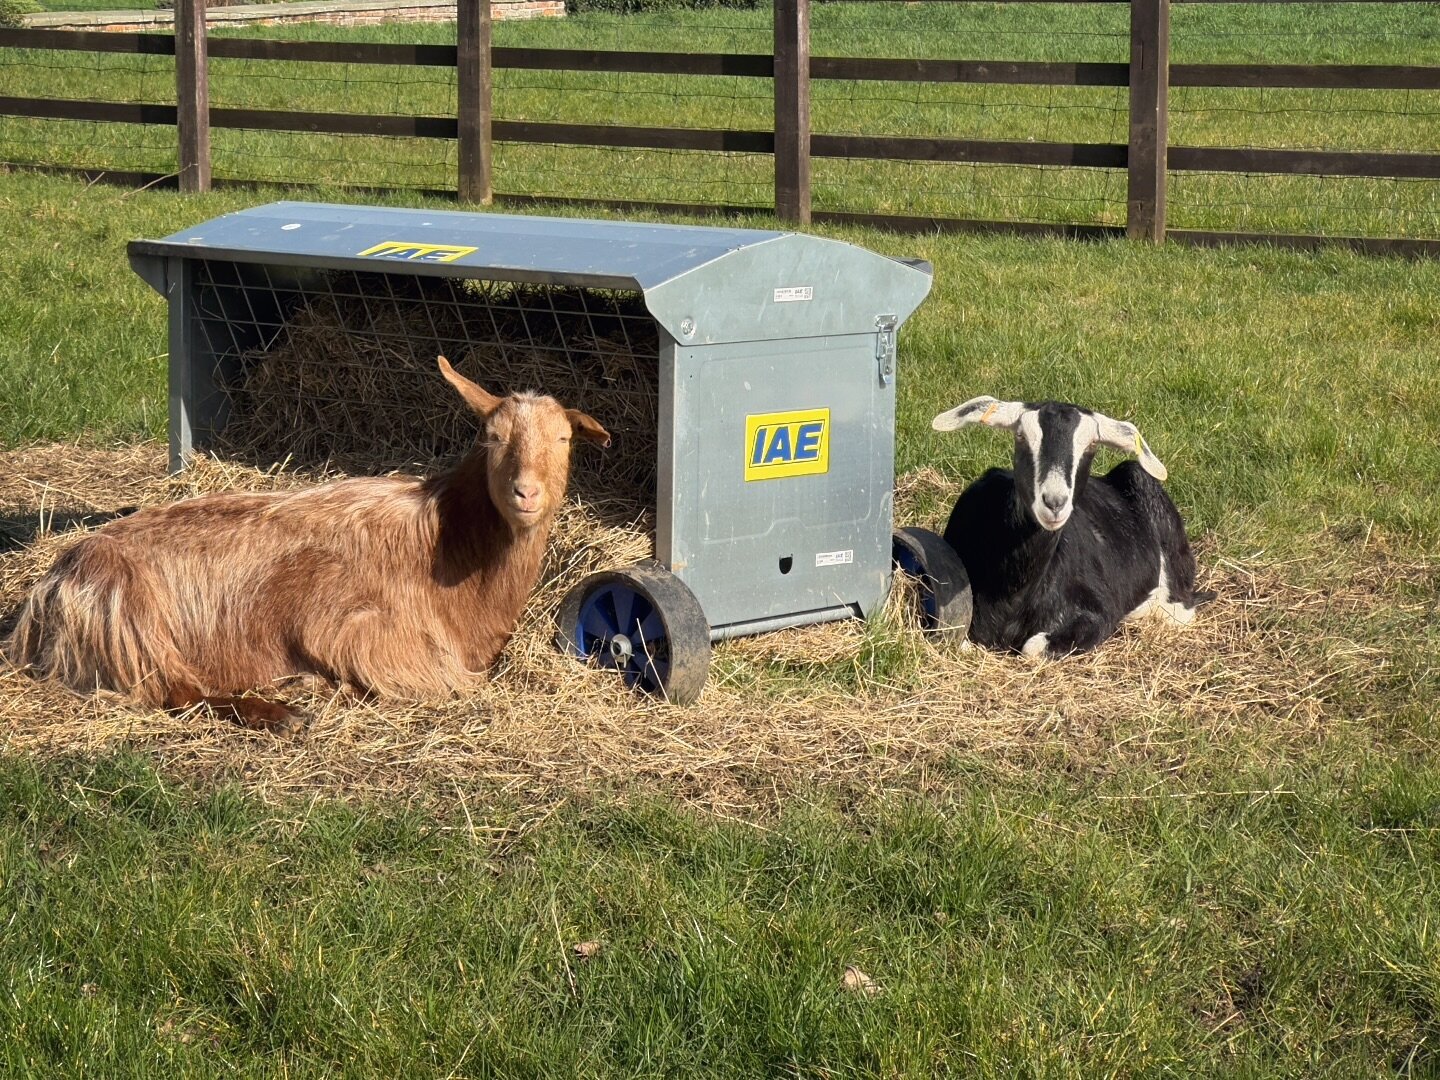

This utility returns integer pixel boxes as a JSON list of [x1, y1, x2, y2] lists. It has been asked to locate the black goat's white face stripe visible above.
[[1020, 407, 1095, 529]]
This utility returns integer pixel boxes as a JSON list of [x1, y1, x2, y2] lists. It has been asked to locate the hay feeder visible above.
[[127, 201, 968, 704]]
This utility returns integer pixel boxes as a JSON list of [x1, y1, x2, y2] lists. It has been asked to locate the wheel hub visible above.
[[557, 564, 712, 705]]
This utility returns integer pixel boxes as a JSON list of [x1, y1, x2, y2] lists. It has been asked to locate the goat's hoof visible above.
[[1020, 633, 1053, 661], [268, 709, 310, 738], [234, 699, 310, 737]]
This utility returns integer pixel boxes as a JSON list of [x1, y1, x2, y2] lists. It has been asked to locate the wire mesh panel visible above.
[[207, 24, 460, 190], [187, 261, 661, 504], [492, 5, 776, 209], [9, 2, 1439, 245], [1172, 0, 1437, 65], [809, 0, 1131, 226], [1168, 0, 1440, 239], [0, 36, 178, 175], [1168, 172, 1440, 238], [209, 127, 460, 192]]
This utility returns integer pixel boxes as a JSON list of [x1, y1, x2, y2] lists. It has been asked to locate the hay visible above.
[[3, 441, 1422, 817]]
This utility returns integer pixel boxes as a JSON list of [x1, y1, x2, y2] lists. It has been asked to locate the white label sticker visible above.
[[773, 286, 813, 303], [815, 549, 854, 568]]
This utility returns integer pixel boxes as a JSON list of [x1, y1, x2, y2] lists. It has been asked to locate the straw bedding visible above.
[[1, 441, 1414, 815], [0, 274, 1418, 811]]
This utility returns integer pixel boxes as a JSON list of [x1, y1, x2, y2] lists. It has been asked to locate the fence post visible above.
[[774, 0, 810, 225], [1127, 0, 1169, 242], [174, 0, 210, 193], [457, 0, 493, 205]]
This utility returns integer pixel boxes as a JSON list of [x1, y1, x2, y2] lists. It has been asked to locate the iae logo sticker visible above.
[[357, 241, 477, 264], [744, 409, 830, 482]]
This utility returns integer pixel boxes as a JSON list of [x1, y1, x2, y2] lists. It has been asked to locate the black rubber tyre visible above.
[[556, 561, 711, 705], [891, 526, 973, 641]]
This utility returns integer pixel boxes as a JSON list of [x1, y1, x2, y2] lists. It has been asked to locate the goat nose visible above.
[[514, 482, 540, 502], [1042, 491, 1068, 513]]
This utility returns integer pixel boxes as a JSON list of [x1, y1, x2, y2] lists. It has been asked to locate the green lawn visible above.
[[1, 3, 1438, 235], [2, 750, 1438, 1076]]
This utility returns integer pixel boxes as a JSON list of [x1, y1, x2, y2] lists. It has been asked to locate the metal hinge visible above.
[[875, 314, 897, 386]]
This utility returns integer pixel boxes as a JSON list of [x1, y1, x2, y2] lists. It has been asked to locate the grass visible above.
[[0, 27, 1438, 1075], [2, 751, 1439, 1076], [1, 3, 1439, 234]]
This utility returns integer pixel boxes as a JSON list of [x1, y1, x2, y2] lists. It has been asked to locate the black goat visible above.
[[932, 396, 1210, 659]]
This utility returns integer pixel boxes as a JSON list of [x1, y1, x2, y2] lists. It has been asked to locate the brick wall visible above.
[[29, 0, 564, 33], [244, 1, 566, 27]]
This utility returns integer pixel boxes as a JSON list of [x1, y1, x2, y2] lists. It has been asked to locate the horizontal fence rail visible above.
[[1170, 147, 1440, 180], [810, 58, 1130, 84], [1, 0, 1438, 254], [0, 28, 176, 52], [494, 121, 773, 153], [0, 97, 178, 124], [811, 135, 1128, 169], [1172, 63, 1440, 90]]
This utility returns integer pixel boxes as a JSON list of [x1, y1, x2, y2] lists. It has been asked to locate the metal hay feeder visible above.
[[128, 202, 969, 703]]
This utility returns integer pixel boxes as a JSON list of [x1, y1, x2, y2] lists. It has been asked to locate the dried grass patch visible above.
[[1, 442, 1426, 815]]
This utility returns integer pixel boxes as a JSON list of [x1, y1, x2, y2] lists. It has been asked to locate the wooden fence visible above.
[[2, 0, 1439, 255]]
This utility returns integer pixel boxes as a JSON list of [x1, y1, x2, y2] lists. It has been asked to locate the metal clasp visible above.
[[875, 314, 897, 386]]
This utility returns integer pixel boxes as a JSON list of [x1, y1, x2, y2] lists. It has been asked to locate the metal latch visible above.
[[875, 314, 897, 385]]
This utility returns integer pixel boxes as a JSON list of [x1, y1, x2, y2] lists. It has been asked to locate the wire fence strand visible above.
[[0, 1, 1437, 239]]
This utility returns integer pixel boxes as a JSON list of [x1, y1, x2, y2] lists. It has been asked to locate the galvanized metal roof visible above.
[[129, 201, 793, 291], [128, 201, 933, 345]]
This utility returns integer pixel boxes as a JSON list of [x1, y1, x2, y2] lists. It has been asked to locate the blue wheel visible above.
[[891, 527, 972, 640], [557, 562, 710, 704]]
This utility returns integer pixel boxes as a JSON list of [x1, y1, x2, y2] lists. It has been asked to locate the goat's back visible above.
[[1091, 460, 1198, 604], [5, 476, 462, 702]]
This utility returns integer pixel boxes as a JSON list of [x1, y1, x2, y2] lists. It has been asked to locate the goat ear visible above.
[[437, 355, 503, 417], [931, 396, 1027, 433], [1092, 412, 1168, 481], [567, 409, 611, 448]]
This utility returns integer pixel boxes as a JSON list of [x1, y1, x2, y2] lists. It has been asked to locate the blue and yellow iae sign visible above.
[[357, 241, 478, 264], [744, 408, 830, 482]]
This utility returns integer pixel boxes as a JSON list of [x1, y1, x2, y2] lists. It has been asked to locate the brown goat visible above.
[[4, 356, 610, 734]]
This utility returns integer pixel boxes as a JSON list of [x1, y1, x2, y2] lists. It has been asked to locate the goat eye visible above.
[[559, 435, 571, 444]]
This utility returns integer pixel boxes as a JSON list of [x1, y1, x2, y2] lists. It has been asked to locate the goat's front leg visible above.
[[163, 681, 309, 736], [1027, 614, 1114, 659]]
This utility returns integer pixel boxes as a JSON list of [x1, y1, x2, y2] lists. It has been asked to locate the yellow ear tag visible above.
[[980, 402, 999, 425], [1134, 431, 1144, 457]]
